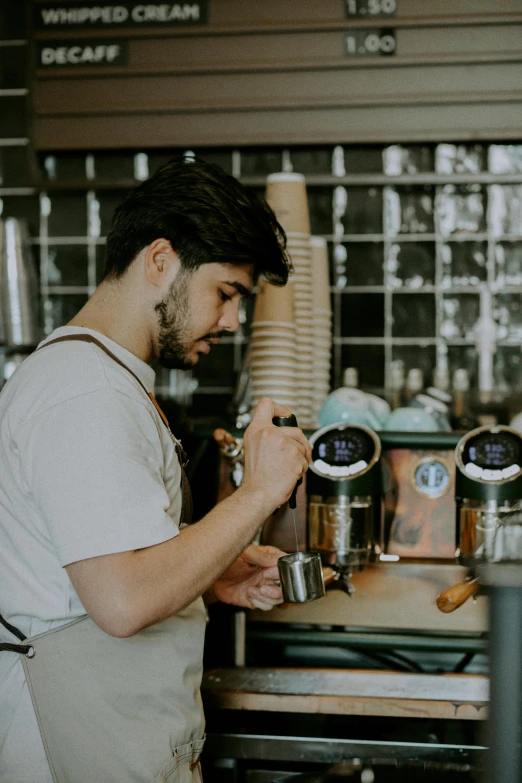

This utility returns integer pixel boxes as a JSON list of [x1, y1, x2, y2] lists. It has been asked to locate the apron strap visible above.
[[38, 333, 194, 525], [0, 641, 35, 656], [0, 614, 35, 656], [2, 333, 196, 656], [0, 612, 27, 641], [37, 334, 188, 466]]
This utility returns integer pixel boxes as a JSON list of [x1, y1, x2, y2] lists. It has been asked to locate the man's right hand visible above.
[[65, 397, 311, 638], [239, 397, 312, 513]]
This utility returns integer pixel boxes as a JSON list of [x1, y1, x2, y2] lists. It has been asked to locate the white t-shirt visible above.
[[0, 327, 183, 782]]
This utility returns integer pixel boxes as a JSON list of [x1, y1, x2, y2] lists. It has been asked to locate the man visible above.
[[0, 158, 311, 782]]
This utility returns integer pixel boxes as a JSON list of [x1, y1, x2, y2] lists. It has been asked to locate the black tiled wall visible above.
[[1, 12, 522, 419]]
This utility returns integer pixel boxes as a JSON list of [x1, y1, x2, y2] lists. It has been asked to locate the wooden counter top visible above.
[[202, 667, 488, 721], [249, 563, 488, 633]]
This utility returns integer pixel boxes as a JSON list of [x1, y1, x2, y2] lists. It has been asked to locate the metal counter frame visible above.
[[203, 733, 487, 768]]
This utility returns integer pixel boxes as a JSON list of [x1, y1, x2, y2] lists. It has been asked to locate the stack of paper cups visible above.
[[250, 278, 297, 410], [265, 172, 315, 427], [310, 236, 333, 423], [286, 231, 315, 427]]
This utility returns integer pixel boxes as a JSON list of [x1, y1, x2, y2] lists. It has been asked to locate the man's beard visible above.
[[154, 271, 196, 370], [154, 271, 226, 370]]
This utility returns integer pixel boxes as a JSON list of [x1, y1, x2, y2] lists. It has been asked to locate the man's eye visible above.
[[219, 290, 232, 302]]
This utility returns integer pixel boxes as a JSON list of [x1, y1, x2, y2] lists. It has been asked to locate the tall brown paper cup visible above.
[[253, 278, 295, 324], [266, 173, 311, 234], [310, 236, 331, 313]]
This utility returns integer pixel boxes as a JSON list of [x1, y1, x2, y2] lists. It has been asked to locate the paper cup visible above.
[[310, 235, 331, 312], [253, 280, 295, 325], [251, 363, 297, 372], [251, 325, 296, 335], [250, 348, 296, 359], [286, 230, 310, 240], [251, 351, 297, 361], [253, 380, 296, 391], [266, 173, 311, 234], [252, 344, 296, 352], [251, 335, 295, 345]]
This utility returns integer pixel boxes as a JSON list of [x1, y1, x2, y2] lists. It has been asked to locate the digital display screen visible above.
[[463, 431, 522, 470], [312, 428, 375, 467]]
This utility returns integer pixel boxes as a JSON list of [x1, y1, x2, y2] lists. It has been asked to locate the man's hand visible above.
[[240, 398, 312, 511], [209, 544, 286, 611], [65, 398, 308, 637]]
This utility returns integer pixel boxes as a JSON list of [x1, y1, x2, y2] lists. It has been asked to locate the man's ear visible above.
[[144, 238, 181, 287]]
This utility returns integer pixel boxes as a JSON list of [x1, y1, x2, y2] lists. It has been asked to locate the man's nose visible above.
[[218, 302, 240, 332]]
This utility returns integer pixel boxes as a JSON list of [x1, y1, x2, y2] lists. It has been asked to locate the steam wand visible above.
[[272, 414, 302, 553], [271, 415, 353, 594]]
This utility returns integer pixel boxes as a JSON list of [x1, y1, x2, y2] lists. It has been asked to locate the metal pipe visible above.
[[204, 733, 487, 768], [247, 627, 486, 653], [488, 586, 522, 783], [233, 611, 246, 667]]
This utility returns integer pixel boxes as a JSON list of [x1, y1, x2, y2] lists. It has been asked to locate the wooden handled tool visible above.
[[213, 428, 237, 448], [213, 428, 244, 461], [436, 576, 480, 613]]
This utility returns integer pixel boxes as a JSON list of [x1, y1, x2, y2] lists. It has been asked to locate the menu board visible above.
[[344, 28, 396, 56], [30, 0, 521, 149], [37, 39, 128, 66], [345, 0, 397, 18], [34, 1, 209, 30]]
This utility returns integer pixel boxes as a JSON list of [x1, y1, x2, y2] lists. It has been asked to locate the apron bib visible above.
[[0, 334, 206, 783]]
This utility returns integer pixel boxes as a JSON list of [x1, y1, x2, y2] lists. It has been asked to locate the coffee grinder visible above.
[[307, 423, 383, 595], [437, 424, 522, 612]]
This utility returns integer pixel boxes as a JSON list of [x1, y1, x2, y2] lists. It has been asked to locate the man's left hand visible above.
[[210, 544, 285, 611]]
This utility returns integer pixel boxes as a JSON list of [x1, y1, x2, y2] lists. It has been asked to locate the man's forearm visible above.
[[66, 485, 272, 637], [67, 399, 312, 637]]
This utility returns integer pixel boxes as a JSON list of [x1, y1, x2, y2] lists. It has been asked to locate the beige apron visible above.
[[0, 335, 206, 783]]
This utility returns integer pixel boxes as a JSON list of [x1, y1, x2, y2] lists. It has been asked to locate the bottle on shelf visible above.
[[451, 369, 476, 431], [343, 366, 359, 389], [389, 360, 405, 410], [433, 364, 450, 394], [473, 393, 510, 428], [404, 368, 424, 405], [470, 284, 509, 426]]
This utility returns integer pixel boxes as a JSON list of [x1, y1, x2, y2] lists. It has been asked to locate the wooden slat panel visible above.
[[402, 23, 521, 56], [32, 0, 522, 39], [35, 25, 522, 79], [378, 0, 522, 16], [34, 63, 522, 114], [33, 101, 522, 149], [32, 0, 522, 16]]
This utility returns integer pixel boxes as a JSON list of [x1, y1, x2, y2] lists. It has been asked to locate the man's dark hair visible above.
[[104, 156, 289, 285]]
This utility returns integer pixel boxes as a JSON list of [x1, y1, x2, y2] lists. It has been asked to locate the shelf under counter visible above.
[[202, 666, 488, 722]]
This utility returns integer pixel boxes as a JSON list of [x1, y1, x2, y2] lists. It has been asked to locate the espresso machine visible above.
[[214, 422, 383, 594], [307, 423, 383, 595], [205, 424, 489, 781], [437, 424, 522, 612]]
